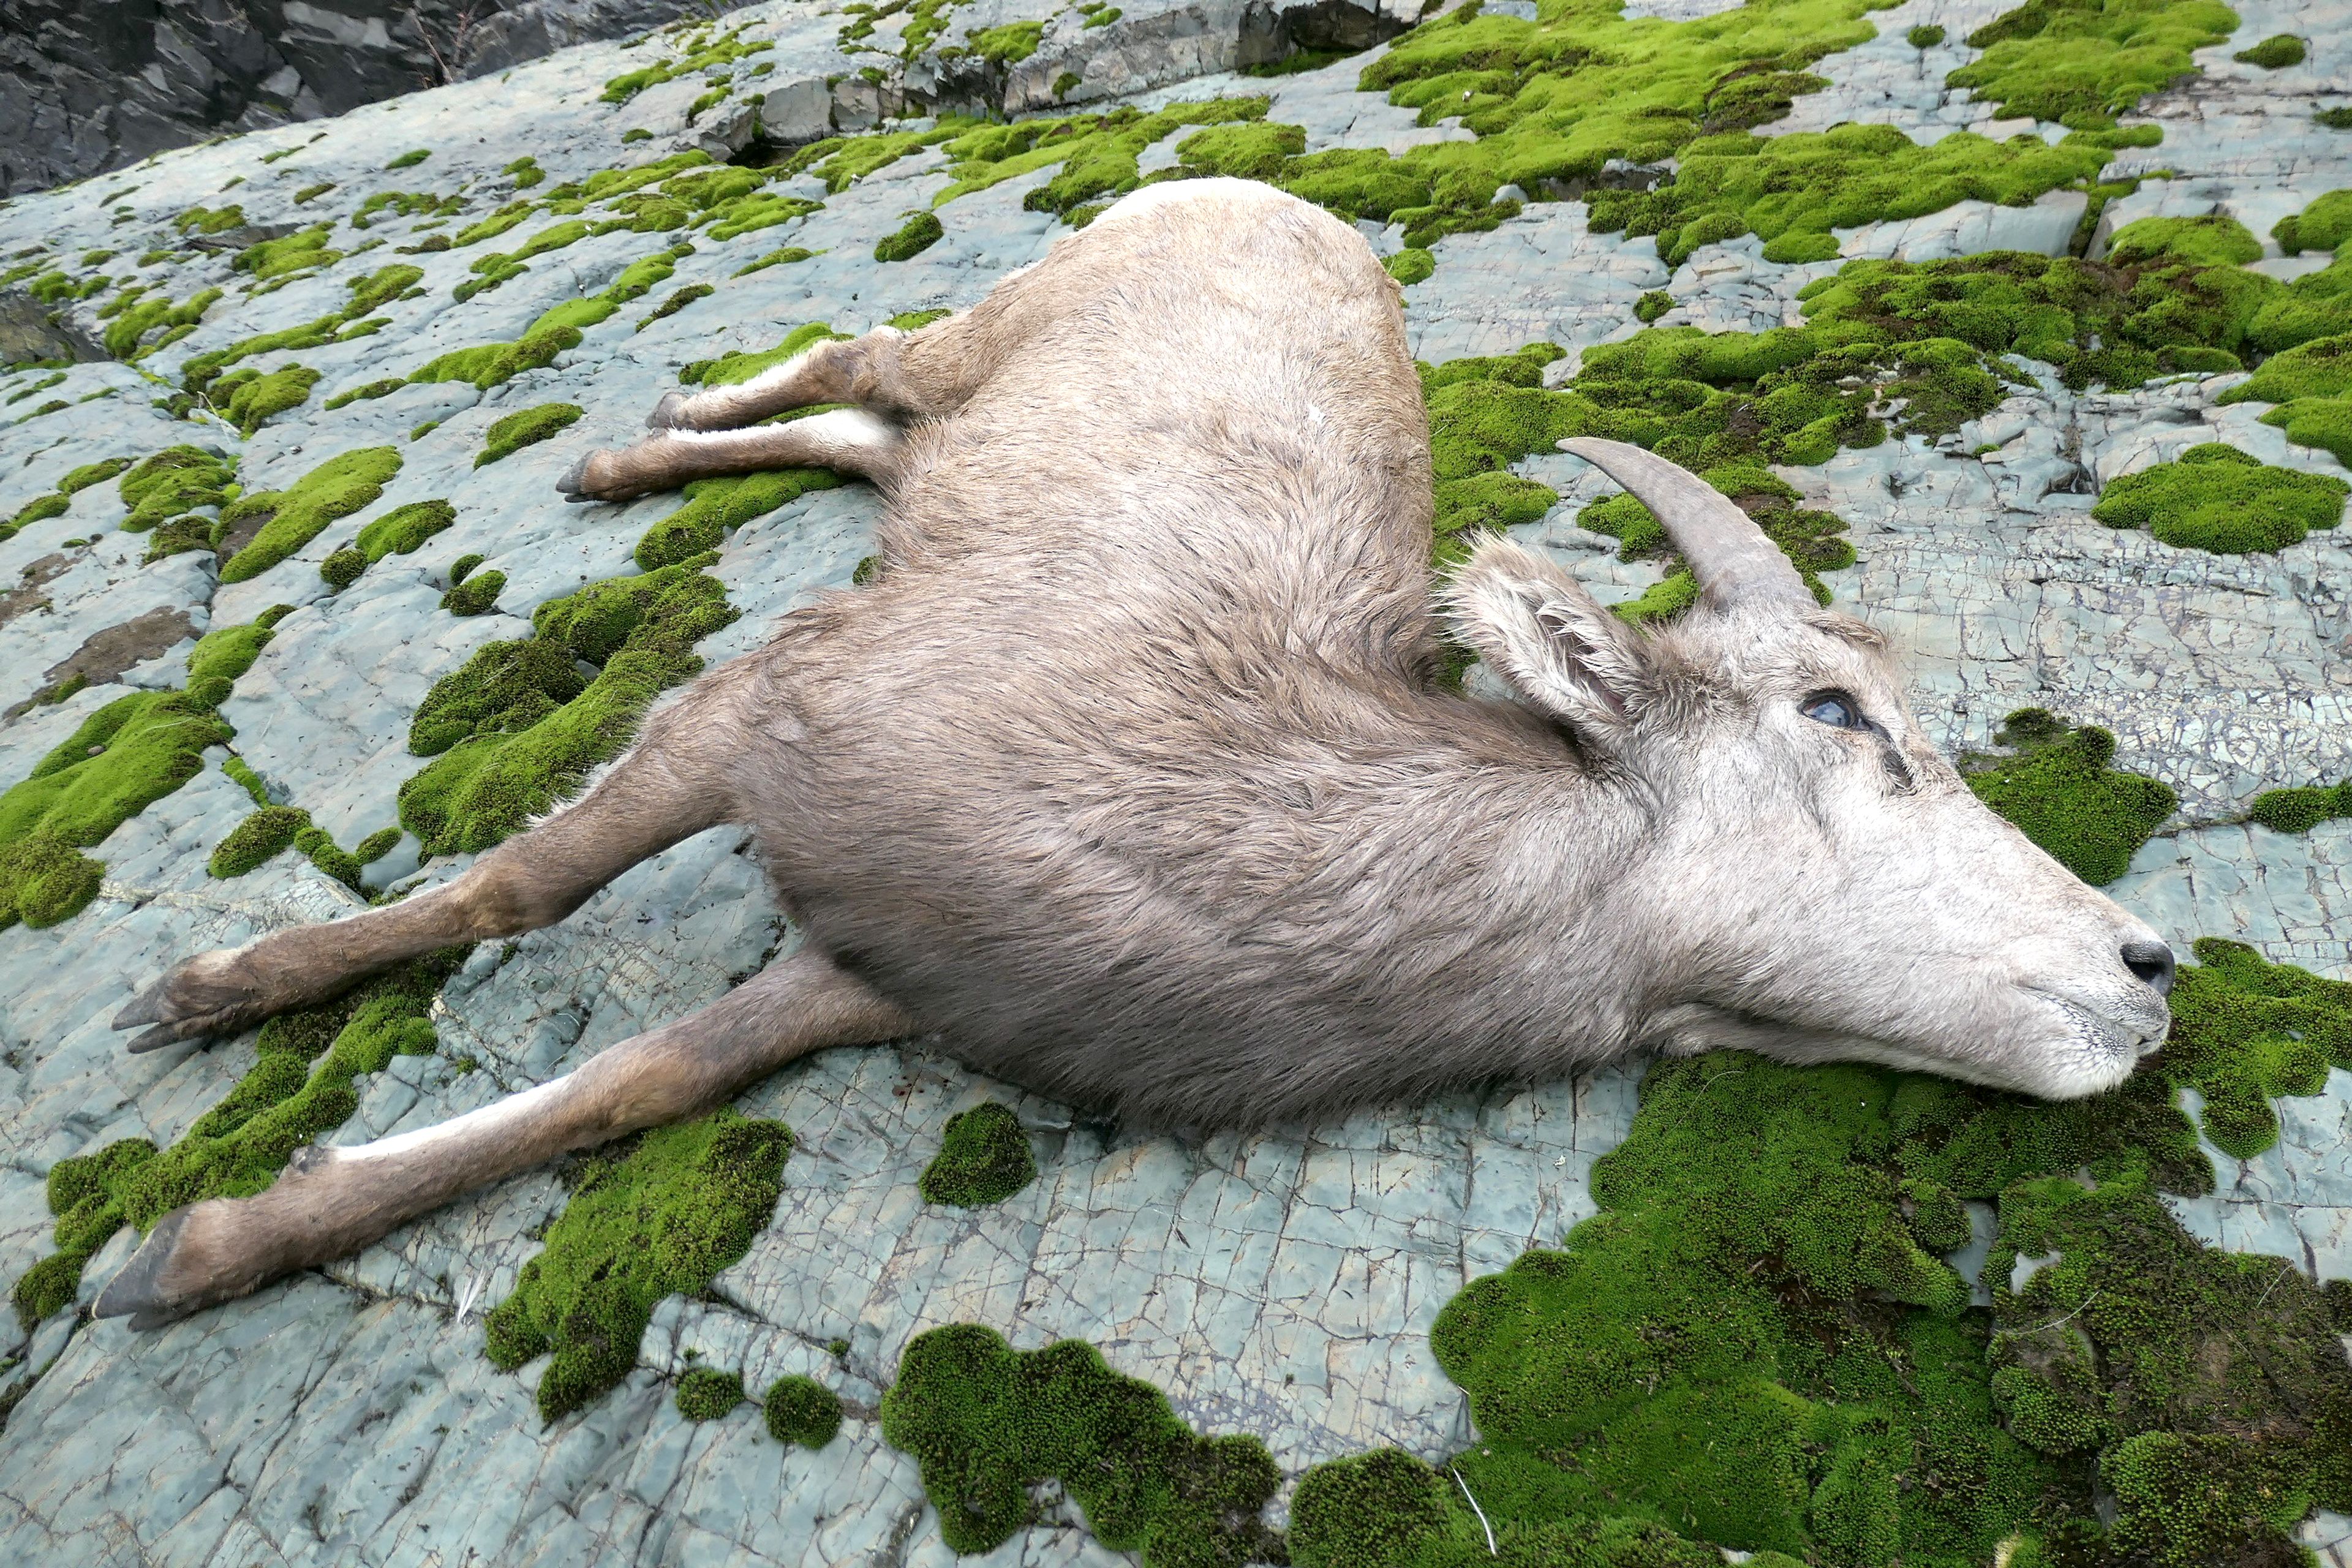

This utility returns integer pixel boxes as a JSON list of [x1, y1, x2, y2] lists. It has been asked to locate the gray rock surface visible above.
[[1, 0, 2349, 1563]]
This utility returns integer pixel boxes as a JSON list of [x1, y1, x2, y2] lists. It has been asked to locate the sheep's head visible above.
[[1448, 439, 2173, 1100]]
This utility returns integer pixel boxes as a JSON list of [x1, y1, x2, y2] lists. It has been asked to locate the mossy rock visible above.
[[217, 447, 402, 583], [918, 1102, 1037, 1207], [881, 1324, 1282, 1559], [674, 1366, 744, 1420], [483, 1112, 791, 1423], [2090, 443, 2348, 554], [10, 952, 461, 1325], [872, 211, 943, 263], [475, 402, 582, 468], [763, 1374, 842, 1448], [2245, 779, 2352, 834], [1961, 708, 2176, 886]]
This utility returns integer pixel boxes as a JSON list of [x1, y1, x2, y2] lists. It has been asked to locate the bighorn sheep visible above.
[[96, 179, 2176, 1329]]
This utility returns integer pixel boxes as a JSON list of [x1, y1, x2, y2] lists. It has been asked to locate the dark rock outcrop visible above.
[[0, 0, 709, 198]]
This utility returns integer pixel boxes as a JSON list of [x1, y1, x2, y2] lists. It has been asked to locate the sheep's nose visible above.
[[2121, 939, 2176, 996]]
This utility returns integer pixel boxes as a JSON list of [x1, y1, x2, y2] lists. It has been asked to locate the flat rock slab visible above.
[[1, 1, 2349, 1564]]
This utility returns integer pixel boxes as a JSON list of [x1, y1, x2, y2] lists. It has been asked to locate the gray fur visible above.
[[96, 179, 2172, 1325]]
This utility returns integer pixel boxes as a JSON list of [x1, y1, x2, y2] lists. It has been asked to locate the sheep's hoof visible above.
[[113, 949, 272, 1052], [555, 453, 617, 503], [646, 391, 695, 431], [91, 1207, 209, 1330]]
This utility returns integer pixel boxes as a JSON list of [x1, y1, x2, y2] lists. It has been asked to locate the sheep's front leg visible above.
[[556, 409, 905, 503], [115, 669, 755, 1054], [94, 950, 914, 1330]]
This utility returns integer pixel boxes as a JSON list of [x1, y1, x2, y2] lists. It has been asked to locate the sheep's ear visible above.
[[1446, 536, 1656, 750]]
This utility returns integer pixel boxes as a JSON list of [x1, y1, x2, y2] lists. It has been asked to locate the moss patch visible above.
[[2231, 32, 2304, 69], [764, 1375, 842, 1448], [9, 951, 461, 1326], [398, 558, 737, 855], [206, 802, 369, 890], [918, 1102, 1037, 1207], [1959, 708, 2177, 885], [217, 446, 402, 582], [2160, 936, 2352, 1159], [1286, 973, 2352, 1568], [320, 499, 456, 589], [475, 403, 582, 468], [1948, 0, 2235, 128], [483, 1111, 791, 1423], [881, 1324, 1283, 1561], [873, 211, 944, 262], [674, 1366, 745, 1420], [2246, 778, 2352, 834], [2090, 442, 2348, 553], [118, 445, 235, 535]]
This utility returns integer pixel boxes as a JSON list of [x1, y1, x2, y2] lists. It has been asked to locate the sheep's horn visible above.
[[1558, 437, 1813, 612]]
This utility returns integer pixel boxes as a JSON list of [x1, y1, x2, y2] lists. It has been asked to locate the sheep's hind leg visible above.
[[646, 330, 900, 432], [556, 410, 904, 503], [115, 668, 753, 1054], [94, 949, 913, 1329]]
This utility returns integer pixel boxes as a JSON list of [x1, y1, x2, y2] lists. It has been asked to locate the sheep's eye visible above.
[[1801, 692, 1868, 731]]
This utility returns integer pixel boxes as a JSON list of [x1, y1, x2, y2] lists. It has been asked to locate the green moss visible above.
[[2232, 32, 2305, 69], [918, 1103, 1036, 1207], [175, 204, 245, 235], [412, 249, 691, 391], [2214, 333, 2352, 463], [2159, 937, 2352, 1158], [179, 266, 420, 394], [0, 690, 236, 929], [483, 1112, 791, 1422], [2090, 442, 2348, 552], [1268, 980, 2352, 1568], [679, 320, 844, 388], [624, 127, 654, 142], [887, 309, 952, 331], [407, 638, 586, 758], [1907, 23, 1946, 45], [475, 402, 583, 468], [599, 28, 772, 103], [881, 1324, 1283, 1560], [118, 446, 235, 533], [2246, 779, 2352, 834], [733, 246, 815, 276], [440, 570, 505, 616], [764, 1375, 842, 1447], [100, 285, 221, 358], [675, 1366, 745, 1420], [9, 952, 460, 1325], [211, 363, 321, 436], [217, 446, 402, 582], [963, 20, 1045, 66], [385, 148, 431, 170], [635, 468, 841, 570], [635, 284, 713, 330], [233, 224, 341, 282], [873, 210, 944, 263], [0, 837, 105, 932], [399, 561, 737, 854], [324, 377, 407, 410], [1960, 707, 2177, 884], [1380, 246, 1433, 285], [505, 156, 545, 189], [321, 498, 458, 589], [1950, 0, 2235, 127], [914, 100, 1267, 216], [208, 804, 307, 876], [2273, 190, 2352, 257], [1633, 289, 1672, 323]]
